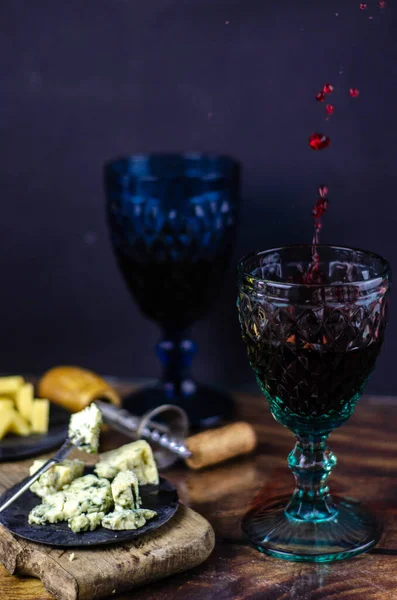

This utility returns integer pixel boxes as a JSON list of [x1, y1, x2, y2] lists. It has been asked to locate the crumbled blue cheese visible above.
[[95, 440, 159, 484], [62, 475, 113, 518], [29, 501, 65, 525], [63, 474, 103, 492], [111, 471, 141, 510], [68, 512, 105, 533], [29, 459, 85, 498], [29, 474, 113, 525], [101, 508, 157, 531], [68, 404, 102, 453]]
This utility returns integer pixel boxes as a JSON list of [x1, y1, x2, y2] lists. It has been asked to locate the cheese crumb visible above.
[[68, 403, 102, 453], [69, 552, 75, 562]]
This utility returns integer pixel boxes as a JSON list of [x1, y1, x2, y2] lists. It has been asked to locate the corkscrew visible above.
[[96, 401, 192, 468], [38, 366, 257, 471]]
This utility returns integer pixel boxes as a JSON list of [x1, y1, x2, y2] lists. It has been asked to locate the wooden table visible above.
[[1, 386, 397, 599]]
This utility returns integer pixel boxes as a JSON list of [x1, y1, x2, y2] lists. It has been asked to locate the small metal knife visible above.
[[0, 435, 83, 514]]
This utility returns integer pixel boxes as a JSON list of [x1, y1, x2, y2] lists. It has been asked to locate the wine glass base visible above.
[[122, 384, 235, 429], [242, 495, 381, 563]]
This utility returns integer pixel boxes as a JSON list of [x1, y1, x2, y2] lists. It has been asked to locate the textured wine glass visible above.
[[105, 153, 240, 428], [237, 245, 391, 562]]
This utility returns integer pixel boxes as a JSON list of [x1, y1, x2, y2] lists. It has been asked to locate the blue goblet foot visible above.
[[122, 384, 235, 429]]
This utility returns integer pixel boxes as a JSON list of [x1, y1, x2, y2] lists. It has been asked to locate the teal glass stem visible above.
[[237, 245, 391, 562], [287, 435, 337, 521]]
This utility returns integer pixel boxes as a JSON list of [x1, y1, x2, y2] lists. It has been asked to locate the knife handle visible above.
[[39, 366, 121, 413]]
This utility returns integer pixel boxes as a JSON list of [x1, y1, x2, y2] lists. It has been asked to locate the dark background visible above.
[[0, 0, 396, 394]]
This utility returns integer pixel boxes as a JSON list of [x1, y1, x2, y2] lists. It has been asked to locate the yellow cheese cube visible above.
[[31, 399, 50, 434], [0, 376, 24, 396], [15, 382, 34, 422], [0, 409, 14, 440], [7, 408, 31, 436], [0, 397, 14, 410]]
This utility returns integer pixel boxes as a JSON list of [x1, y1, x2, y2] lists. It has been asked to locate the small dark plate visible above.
[[0, 404, 70, 462], [0, 468, 179, 547]]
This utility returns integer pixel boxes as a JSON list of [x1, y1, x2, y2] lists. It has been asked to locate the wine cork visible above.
[[185, 421, 257, 470], [38, 366, 121, 413]]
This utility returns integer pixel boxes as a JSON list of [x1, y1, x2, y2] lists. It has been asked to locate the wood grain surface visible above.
[[2, 383, 397, 599]]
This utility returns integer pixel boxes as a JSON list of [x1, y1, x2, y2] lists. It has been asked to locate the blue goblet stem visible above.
[[286, 435, 338, 521], [156, 331, 197, 401]]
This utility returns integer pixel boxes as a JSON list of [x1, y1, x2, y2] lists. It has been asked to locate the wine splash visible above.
[[307, 73, 361, 282], [302, 186, 330, 284], [312, 185, 329, 246]]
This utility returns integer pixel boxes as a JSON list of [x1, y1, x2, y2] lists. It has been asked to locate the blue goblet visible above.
[[104, 153, 240, 427]]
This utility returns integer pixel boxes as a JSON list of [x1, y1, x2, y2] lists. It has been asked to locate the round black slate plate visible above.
[[0, 469, 178, 548], [0, 404, 70, 462]]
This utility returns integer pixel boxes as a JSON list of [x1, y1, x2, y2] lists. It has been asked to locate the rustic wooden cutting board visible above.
[[0, 456, 215, 600], [0, 505, 214, 600]]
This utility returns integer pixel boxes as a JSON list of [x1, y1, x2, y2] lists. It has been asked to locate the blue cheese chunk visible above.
[[30, 474, 113, 525], [29, 459, 85, 498], [111, 471, 141, 509], [28, 490, 66, 525], [68, 512, 105, 533], [95, 440, 159, 485], [29, 503, 65, 525], [68, 404, 102, 454], [63, 474, 102, 492], [61, 475, 113, 518], [101, 508, 157, 531]]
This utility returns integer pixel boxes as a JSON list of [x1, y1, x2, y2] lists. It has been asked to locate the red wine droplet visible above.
[[325, 104, 335, 115], [309, 133, 331, 151], [323, 84, 334, 94], [349, 88, 360, 98], [310, 186, 329, 253], [316, 91, 326, 102], [360, 3, 367, 9], [312, 198, 329, 218]]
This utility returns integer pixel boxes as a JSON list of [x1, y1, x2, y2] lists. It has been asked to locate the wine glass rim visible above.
[[238, 244, 391, 288]]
